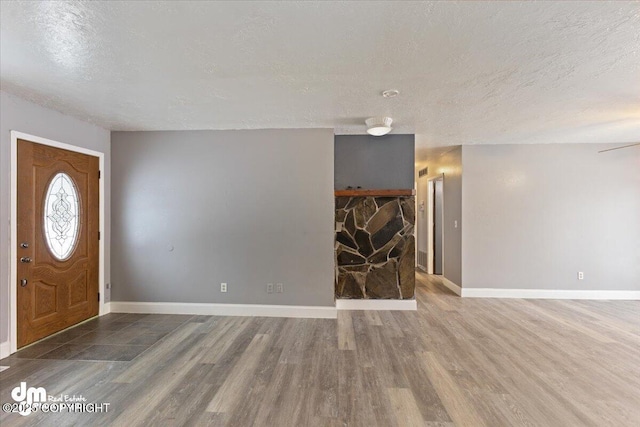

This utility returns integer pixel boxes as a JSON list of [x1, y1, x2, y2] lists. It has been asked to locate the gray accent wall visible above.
[[0, 91, 111, 345], [415, 146, 463, 287], [462, 143, 640, 290], [110, 129, 335, 307], [335, 134, 415, 189]]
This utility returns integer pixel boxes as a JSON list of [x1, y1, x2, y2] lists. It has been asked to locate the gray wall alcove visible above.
[[335, 134, 415, 190]]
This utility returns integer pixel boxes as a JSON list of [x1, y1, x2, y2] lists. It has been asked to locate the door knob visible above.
[[20, 279, 28, 287], [20, 257, 32, 263]]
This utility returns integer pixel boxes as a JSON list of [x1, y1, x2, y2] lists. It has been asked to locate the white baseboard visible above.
[[439, 277, 462, 296], [109, 301, 337, 319], [0, 341, 10, 359], [336, 299, 417, 311], [460, 288, 640, 300]]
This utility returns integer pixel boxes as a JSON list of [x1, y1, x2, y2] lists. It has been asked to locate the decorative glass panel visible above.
[[44, 172, 81, 260]]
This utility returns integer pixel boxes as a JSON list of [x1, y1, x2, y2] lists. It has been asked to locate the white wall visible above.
[[462, 143, 640, 291], [0, 91, 111, 346], [110, 129, 335, 307]]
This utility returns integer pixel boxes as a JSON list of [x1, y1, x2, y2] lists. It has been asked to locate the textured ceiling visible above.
[[1, 1, 639, 151]]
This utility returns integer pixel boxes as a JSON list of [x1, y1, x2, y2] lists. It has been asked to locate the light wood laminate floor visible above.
[[1, 272, 639, 426]]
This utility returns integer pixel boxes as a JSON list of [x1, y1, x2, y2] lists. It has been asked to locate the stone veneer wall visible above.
[[335, 196, 415, 299]]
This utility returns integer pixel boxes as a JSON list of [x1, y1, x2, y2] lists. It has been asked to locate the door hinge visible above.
[[98, 292, 100, 302], [98, 170, 101, 179], [98, 231, 101, 240]]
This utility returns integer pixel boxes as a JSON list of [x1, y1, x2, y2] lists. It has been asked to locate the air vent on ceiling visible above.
[[418, 167, 429, 178]]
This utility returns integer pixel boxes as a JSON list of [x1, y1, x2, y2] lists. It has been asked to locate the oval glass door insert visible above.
[[44, 172, 81, 260]]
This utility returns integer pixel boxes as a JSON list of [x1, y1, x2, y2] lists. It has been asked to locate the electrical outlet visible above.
[[578, 272, 584, 280], [267, 283, 274, 293], [276, 283, 284, 293], [221, 282, 227, 292]]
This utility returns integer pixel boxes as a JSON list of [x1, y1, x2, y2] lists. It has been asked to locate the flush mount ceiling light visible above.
[[382, 89, 399, 98], [365, 117, 393, 136]]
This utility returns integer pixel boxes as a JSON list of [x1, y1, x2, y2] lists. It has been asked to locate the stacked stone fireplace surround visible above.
[[335, 192, 415, 299]]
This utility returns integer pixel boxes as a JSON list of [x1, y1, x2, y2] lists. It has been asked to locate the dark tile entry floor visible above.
[[6, 313, 207, 362]]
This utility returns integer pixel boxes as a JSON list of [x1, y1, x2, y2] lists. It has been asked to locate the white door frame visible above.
[[427, 174, 444, 276], [9, 131, 106, 355]]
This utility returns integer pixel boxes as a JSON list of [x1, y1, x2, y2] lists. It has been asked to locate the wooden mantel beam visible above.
[[334, 189, 415, 197]]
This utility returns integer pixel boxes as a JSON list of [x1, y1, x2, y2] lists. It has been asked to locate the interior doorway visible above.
[[433, 178, 444, 275], [10, 131, 106, 354], [416, 172, 444, 276]]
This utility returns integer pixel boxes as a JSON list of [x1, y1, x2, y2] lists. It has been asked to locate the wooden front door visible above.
[[17, 139, 100, 348]]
